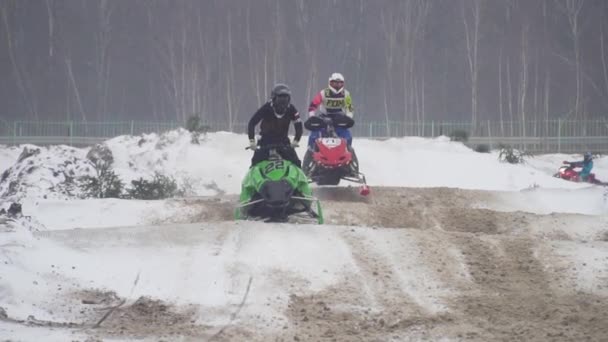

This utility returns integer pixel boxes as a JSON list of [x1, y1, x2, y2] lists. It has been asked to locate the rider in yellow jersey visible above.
[[306, 72, 354, 148]]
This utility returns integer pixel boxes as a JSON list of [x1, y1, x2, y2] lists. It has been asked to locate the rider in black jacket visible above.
[[248, 84, 303, 167]]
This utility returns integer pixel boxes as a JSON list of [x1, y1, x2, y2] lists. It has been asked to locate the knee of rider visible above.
[[309, 132, 317, 142]]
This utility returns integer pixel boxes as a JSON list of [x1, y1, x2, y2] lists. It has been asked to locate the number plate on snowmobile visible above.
[[320, 137, 341, 147]]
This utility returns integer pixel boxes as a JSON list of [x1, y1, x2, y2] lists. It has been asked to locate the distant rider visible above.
[[303, 73, 358, 174], [306, 72, 355, 149], [563, 152, 593, 182], [247, 83, 303, 168]]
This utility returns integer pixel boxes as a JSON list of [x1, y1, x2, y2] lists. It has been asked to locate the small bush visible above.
[[177, 176, 200, 197], [186, 115, 202, 132], [474, 144, 490, 153], [127, 172, 178, 200], [78, 162, 123, 198], [498, 144, 529, 164], [449, 130, 469, 142], [79, 145, 123, 198], [86, 143, 113, 168], [186, 115, 210, 144]]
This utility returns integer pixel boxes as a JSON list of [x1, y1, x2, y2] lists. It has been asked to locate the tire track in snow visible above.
[[339, 230, 431, 316]]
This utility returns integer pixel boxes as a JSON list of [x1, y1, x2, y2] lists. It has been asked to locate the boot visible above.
[[349, 146, 359, 175], [302, 149, 313, 175]]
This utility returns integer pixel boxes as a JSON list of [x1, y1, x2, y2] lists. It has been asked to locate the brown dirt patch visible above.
[[86, 295, 210, 339], [447, 235, 608, 341]]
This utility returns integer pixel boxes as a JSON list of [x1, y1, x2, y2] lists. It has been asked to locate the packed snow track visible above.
[[2, 186, 608, 341]]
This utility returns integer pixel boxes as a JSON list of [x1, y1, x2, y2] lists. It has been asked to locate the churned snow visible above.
[[1, 130, 607, 340]]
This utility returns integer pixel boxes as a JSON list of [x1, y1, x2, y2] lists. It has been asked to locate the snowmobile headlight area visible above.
[[260, 180, 294, 207]]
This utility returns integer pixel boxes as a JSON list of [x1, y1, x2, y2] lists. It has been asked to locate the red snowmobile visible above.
[[554, 162, 606, 186], [302, 115, 370, 196]]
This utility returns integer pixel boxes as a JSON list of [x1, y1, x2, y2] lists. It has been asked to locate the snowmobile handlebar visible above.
[[304, 114, 354, 131], [245, 143, 292, 151]]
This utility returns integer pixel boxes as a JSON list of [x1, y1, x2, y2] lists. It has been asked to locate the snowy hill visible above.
[[2, 130, 603, 203], [1, 131, 607, 341]]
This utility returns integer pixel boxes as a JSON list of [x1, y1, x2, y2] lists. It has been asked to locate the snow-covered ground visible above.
[[1, 131, 607, 341], [0, 144, 21, 171], [1, 131, 603, 203], [2, 132, 604, 199]]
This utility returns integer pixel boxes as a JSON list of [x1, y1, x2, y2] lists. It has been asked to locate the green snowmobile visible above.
[[235, 144, 323, 223]]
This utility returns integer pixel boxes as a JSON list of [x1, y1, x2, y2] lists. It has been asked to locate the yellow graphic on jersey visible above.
[[325, 98, 345, 109], [322, 88, 354, 115]]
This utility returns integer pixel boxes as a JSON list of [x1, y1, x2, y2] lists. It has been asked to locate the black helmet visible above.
[[270, 83, 291, 115], [271, 83, 291, 98]]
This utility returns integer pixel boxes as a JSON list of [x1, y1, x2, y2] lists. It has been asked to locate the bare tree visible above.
[[226, 12, 235, 130], [296, 0, 319, 110], [461, 0, 483, 133], [544, 68, 551, 134], [380, 6, 398, 136], [94, 0, 114, 120], [1, 1, 608, 128], [558, 0, 585, 118], [506, 59, 514, 135], [1, 2, 38, 118], [533, 48, 539, 129], [518, 23, 529, 136], [498, 47, 504, 135], [245, 2, 262, 105], [401, 0, 430, 132], [196, 6, 210, 120], [601, 3, 608, 101], [65, 56, 87, 122], [149, 2, 208, 123], [272, 0, 282, 85], [540, 0, 552, 137], [45, 0, 54, 57]]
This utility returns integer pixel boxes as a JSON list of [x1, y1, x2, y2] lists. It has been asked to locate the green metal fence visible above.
[[2, 119, 607, 138], [1, 119, 607, 153]]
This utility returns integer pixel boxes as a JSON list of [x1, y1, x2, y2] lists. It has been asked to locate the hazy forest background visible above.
[[1, 0, 608, 131]]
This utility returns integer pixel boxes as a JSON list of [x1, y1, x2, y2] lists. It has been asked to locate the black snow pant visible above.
[[250, 139, 302, 168]]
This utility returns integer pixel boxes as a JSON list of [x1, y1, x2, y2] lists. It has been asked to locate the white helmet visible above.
[[328, 72, 345, 94]]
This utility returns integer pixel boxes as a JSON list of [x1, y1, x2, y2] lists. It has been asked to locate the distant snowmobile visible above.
[[302, 115, 370, 196], [236, 144, 323, 223], [554, 162, 607, 186]]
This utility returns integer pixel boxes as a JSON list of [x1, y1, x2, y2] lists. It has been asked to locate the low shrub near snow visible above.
[[498, 144, 530, 164], [78, 143, 180, 200], [78, 143, 124, 198], [449, 130, 469, 143], [78, 165, 124, 198], [186, 115, 210, 144], [474, 144, 491, 153], [78, 167, 180, 200], [126, 172, 179, 200]]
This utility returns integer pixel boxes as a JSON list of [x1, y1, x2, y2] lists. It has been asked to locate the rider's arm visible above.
[[290, 105, 303, 142], [344, 91, 354, 118], [293, 118, 303, 142], [248, 104, 266, 140], [308, 91, 324, 117]]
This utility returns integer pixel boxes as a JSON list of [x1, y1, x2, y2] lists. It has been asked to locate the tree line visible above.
[[1, 0, 607, 132]]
